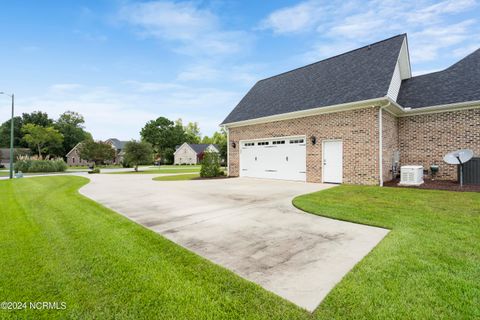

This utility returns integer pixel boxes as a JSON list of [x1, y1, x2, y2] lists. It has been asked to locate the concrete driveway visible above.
[[80, 175, 388, 311]]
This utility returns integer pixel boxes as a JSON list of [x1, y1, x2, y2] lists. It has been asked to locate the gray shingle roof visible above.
[[222, 34, 405, 124], [107, 138, 128, 150], [397, 49, 480, 108], [177, 143, 219, 154]]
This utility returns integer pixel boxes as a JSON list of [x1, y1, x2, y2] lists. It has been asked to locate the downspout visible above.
[[378, 102, 391, 186], [225, 126, 230, 177]]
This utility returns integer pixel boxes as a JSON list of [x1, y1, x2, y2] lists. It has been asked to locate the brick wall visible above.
[[382, 110, 399, 182], [66, 147, 89, 166], [228, 106, 380, 185], [398, 108, 480, 180]]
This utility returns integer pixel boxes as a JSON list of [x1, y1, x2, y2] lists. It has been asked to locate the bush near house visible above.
[[200, 151, 224, 178], [14, 156, 67, 173]]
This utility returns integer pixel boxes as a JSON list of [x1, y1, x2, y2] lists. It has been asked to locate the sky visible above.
[[0, 0, 479, 140]]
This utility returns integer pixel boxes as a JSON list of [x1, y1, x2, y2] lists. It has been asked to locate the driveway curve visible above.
[[80, 175, 388, 311]]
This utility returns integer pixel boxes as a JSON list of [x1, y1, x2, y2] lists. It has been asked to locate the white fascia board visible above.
[[396, 100, 480, 117], [222, 97, 387, 128]]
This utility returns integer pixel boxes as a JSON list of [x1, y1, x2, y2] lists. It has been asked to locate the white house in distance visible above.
[[174, 143, 219, 165]]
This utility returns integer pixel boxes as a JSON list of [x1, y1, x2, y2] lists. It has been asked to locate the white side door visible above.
[[323, 140, 343, 183]]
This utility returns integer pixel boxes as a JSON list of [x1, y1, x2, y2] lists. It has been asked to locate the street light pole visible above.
[[10, 94, 14, 179], [0, 92, 14, 179]]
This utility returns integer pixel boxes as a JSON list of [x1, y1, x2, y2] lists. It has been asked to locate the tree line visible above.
[[0, 111, 91, 158], [140, 117, 227, 164], [0, 111, 227, 165]]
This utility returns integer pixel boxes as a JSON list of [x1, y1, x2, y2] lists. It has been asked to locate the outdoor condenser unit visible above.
[[399, 166, 424, 186]]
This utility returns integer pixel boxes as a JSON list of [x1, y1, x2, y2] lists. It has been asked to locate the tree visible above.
[[184, 121, 201, 144], [140, 117, 185, 164], [200, 151, 223, 178], [78, 140, 115, 166], [22, 111, 54, 127], [21, 124, 63, 157], [201, 128, 227, 163], [123, 140, 154, 171], [55, 111, 92, 157], [0, 116, 24, 147]]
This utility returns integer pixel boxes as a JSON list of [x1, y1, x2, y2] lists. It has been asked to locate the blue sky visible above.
[[0, 0, 479, 140]]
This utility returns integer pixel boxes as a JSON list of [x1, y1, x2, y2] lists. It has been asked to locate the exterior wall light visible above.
[[310, 136, 317, 145], [231, 141, 236, 148]]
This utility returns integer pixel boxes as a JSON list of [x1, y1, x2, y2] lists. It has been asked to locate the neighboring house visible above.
[[221, 34, 480, 185], [105, 138, 129, 164], [66, 143, 89, 166], [174, 143, 219, 165], [66, 138, 129, 166]]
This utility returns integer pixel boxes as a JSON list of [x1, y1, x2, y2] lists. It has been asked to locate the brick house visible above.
[[174, 143, 219, 165], [221, 34, 480, 185], [65, 143, 89, 166], [66, 138, 129, 166]]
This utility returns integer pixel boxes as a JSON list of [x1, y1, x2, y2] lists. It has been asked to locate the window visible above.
[[72, 157, 75, 163], [257, 141, 269, 146], [244, 142, 254, 146], [272, 140, 285, 145], [290, 139, 304, 144]]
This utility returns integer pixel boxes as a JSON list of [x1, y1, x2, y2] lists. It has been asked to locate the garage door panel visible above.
[[240, 137, 306, 182]]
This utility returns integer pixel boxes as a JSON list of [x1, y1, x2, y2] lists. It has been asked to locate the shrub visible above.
[[200, 151, 223, 178], [88, 168, 100, 174], [14, 156, 67, 173]]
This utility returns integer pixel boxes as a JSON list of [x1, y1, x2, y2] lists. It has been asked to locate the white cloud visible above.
[[266, 0, 479, 67], [407, 0, 477, 24], [259, 1, 325, 34], [409, 20, 475, 62], [176, 65, 221, 82], [50, 83, 84, 93], [118, 1, 249, 56], [0, 81, 243, 140]]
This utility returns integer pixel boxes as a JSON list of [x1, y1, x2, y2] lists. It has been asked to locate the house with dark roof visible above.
[[222, 34, 480, 185], [66, 138, 129, 166], [174, 143, 219, 165], [105, 138, 129, 164]]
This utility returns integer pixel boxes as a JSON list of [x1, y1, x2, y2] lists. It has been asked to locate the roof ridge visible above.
[[258, 34, 407, 83]]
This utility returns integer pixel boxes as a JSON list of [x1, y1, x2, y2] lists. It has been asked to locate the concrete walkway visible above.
[[80, 175, 388, 311]]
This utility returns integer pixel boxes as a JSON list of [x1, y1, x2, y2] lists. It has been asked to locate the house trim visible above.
[[222, 97, 480, 128], [222, 97, 386, 128]]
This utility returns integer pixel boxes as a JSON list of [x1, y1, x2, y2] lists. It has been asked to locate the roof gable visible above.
[[222, 34, 406, 124], [397, 48, 480, 108]]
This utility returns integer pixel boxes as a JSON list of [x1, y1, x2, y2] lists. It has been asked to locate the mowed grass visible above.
[[293, 185, 480, 319], [108, 168, 200, 174], [153, 173, 200, 181], [0, 176, 307, 319], [2, 177, 479, 319]]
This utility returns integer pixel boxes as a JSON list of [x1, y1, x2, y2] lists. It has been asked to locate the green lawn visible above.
[[2, 178, 479, 319], [149, 165, 201, 169], [108, 168, 200, 174], [0, 176, 306, 319], [293, 185, 480, 319], [152, 173, 200, 181], [0, 169, 88, 177]]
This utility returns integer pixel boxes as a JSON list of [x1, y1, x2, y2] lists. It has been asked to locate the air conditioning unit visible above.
[[399, 166, 424, 186]]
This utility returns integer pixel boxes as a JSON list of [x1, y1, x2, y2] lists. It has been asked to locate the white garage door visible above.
[[240, 136, 306, 181]]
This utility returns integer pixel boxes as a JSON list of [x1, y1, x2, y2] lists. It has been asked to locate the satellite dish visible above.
[[443, 149, 474, 187], [443, 149, 474, 165]]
